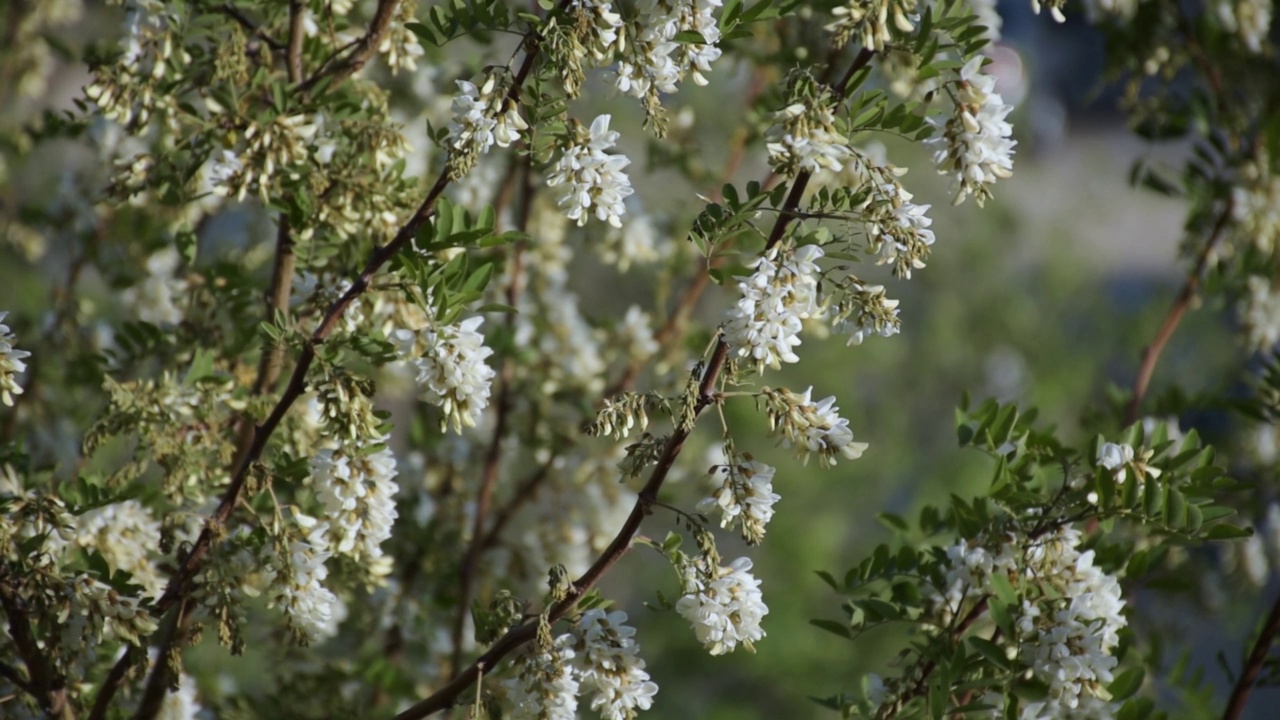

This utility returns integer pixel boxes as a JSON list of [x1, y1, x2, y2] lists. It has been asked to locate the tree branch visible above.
[[449, 157, 533, 675], [88, 6, 564, 714], [1124, 199, 1233, 425], [296, 0, 400, 95], [1222, 592, 1280, 720], [0, 592, 71, 718], [392, 46, 876, 718]]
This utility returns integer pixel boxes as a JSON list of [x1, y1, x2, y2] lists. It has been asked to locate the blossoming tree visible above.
[[0, 0, 1278, 719]]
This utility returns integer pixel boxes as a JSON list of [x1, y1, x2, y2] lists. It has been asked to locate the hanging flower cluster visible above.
[[676, 556, 769, 655], [927, 56, 1017, 207], [0, 311, 31, 407], [723, 245, 825, 371], [393, 316, 497, 432], [546, 115, 635, 227]]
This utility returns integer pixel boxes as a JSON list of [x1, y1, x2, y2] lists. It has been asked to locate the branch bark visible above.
[[296, 0, 400, 95], [1222, 592, 1280, 720], [1124, 200, 1233, 425]]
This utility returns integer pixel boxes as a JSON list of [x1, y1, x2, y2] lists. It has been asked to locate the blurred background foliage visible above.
[[2, 0, 1276, 718]]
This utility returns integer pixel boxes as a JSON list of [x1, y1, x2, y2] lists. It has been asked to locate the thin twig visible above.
[[0, 592, 70, 718], [218, 4, 286, 52], [296, 0, 401, 95], [1124, 200, 1233, 425], [286, 0, 307, 84], [449, 158, 533, 675], [1222, 592, 1280, 720]]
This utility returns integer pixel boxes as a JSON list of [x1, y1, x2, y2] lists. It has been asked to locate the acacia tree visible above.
[[0, 0, 1278, 718]]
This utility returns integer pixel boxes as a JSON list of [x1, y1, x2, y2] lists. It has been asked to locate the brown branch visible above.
[[1223, 592, 1280, 720], [133, 598, 193, 720], [89, 7, 564, 714], [477, 458, 555, 552], [217, 4, 286, 52], [286, 0, 307, 84], [1124, 200, 1233, 425], [0, 593, 71, 718], [392, 46, 876, 716], [449, 158, 534, 675], [880, 597, 990, 720], [296, 0, 400, 95]]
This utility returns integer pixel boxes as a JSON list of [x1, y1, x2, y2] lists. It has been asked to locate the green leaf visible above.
[[810, 618, 852, 639], [969, 636, 1012, 670], [1108, 667, 1145, 702], [1204, 524, 1252, 540]]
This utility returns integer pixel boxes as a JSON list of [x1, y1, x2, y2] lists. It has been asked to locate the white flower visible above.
[[393, 316, 497, 432], [927, 57, 1016, 206], [766, 386, 868, 467], [834, 283, 902, 345], [0, 312, 31, 407], [272, 517, 342, 644], [698, 459, 779, 544], [122, 247, 189, 325], [1096, 442, 1134, 478], [724, 245, 824, 371], [546, 115, 635, 228], [619, 305, 659, 360], [571, 609, 660, 720], [615, 0, 725, 101], [1240, 274, 1280, 352], [504, 638, 580, 720], [446, 77, 528, 161], [74, 500, 166, 598], [311, 441, 399, 567], [676, 556, 768, 655], [206, 149, 243, 195], [765, 100, 854, 177], [1232, 162, 1280, 254], [1217, 0, 1273, 54]]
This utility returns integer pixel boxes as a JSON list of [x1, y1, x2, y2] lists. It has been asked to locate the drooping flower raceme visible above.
[[393, 316, 497, 432], [504, 636, 581, 720], [724, 245, 824, 371], [0, 311, 31, 407], [1231, 161, 1280, 256], [1241, 274, 1280, 353], [698, 459, 780, 545], [570, 610, 660, 720], [1217, 0, 1273, 54], [760, 386, 868, 467], [765, 92, 854, 178], [615, 0, 725, 122], [74, 500, 166, 598], [446, 74, 528, 178], [121, 247, 189, 325], [546, 115, 634, 227], [310, 441, 399, 568], [271, 516, 342, 645], [927, 56, 1016, 206], [676, 556, 769, 655]]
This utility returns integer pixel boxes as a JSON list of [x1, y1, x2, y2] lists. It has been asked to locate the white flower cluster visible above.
[[547, 115, 635, 227], [762, 386, 868, 467], [570, 610, 661, 720], [379, 4, 426, 73], [724, 245, 824, 371], [600, 212, 666, 271], [1094, 439, 1160, 496], [833, 283, 902, 346], [206, 113, 318, 202], [446, 75, 528, 175], [927, 56, 1016, 206], [64, 573, 159, 646], [1231, 161, 1280, 255], [850, 157, 937, 279], [393, 316, 497, 432], [84, 0, 176, 127], [74, 500, 166, 598], [121, 247, 189, 325], [676, 556, 769, 655], [765, 97, 854, 178], [931, 527, 1127, 713], [505, 637, 581, 720], [616, 0, 725, 101], [698, 459, 780, 545], [1017, 528, 1127, 710], [619, 305, 660, 360], [826, 0, 918, 51], [1240, 274, 1280, 353], [310, 441, 399, 569], [271, 516, 342, 644], [0, 311, 31, 407], [1217, 0, 1274, 54], [505, 610, 658, 720]]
